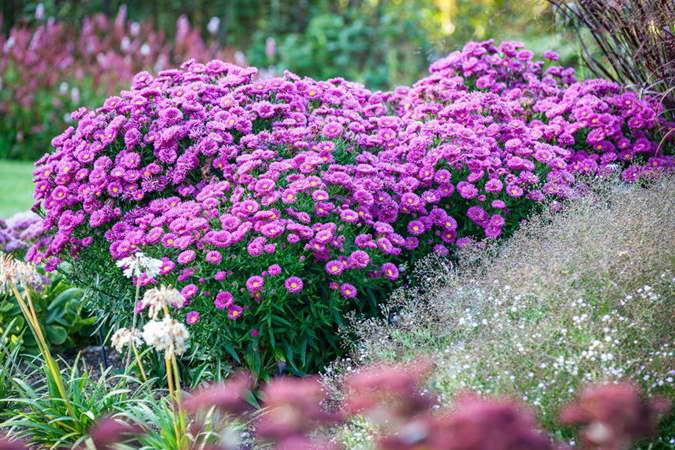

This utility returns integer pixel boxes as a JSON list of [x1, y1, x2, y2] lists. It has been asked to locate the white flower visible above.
[[111, 327, 142, 353], [207, 16, 220, 35], [142, 317, 189, 356], [140, 285, 186, 319], [0, 253, 42, 293], [116, 252, 163, 279]]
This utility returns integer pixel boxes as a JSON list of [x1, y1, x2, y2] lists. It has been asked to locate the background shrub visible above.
[[0, 8, 238, 160]]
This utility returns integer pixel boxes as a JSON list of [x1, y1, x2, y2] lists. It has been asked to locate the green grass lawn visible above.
[[0, 159, 35, 217]]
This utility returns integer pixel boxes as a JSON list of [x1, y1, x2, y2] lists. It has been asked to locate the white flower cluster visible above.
[[0, 253, 42, 293], [142, 316, 189, 356], [115, 252, 163, 279], [110, 327, 143, 353], [140, 285, 186, 319]]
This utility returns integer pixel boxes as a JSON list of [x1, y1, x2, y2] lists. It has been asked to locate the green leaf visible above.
[[48, 287, 83, 312], [45, 325, 68, 345], [222, 343, 240, 364]]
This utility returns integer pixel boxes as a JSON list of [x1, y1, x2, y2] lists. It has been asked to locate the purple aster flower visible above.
[[484, 178, 503, 193], [227, 304, 243, 320], [339, 283, 357, 299], [177, 249, 196, 264], [186, 311, 200, 325], [325, 260, 345, 275], [506, 184, 524, 198], [407, 220, 425, 235], [381, 263, 399, 280], [284, 276, 304, 294], [348, 250, 371, 269], [433, 244, 449, 256], [340, 209, 359, 223], [246, 275, 265, 292]]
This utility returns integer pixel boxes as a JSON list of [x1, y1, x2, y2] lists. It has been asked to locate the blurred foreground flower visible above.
[[560, 382, 671, 450], [183, 371, 253, 416]]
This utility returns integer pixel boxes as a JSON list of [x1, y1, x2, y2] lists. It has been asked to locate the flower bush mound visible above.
[[0, 6, 239, 160], [27, 40, 675, 376]]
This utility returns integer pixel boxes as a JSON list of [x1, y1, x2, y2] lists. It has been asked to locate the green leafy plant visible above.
[[1, 357, 152, 448], [0, 275, 96, 354], [0, 319, 20, 414]]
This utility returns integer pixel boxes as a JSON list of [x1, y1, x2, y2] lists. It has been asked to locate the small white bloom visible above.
[[207, 16, 220, 35], [111, 327, 142, 353], [0, 253, 42, 293], [116, 252, 163, 279], [130, 22, 140, 36], [140, 285, 186, 319], [142, 316, 189, 356]]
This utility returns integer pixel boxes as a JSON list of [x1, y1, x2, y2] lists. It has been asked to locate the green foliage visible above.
[[114, 397, 248, 450], [0, 319, 20, 414], [247, 6, 435, 90], [0, 358, 152, 448], [0, 71, 106, 160], [0, 275, 97, 354]]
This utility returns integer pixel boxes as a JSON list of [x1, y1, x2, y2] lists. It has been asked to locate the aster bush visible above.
[[28, 40, 675, 377]]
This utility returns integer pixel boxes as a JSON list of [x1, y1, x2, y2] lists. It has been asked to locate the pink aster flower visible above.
[[215, 291, 234, 309], [186, 311, 200, 325], [246, 275, 265, 292], [325, 260, 345, 275], [268, 264, 282, 276], [181, 284, 198, 300], [284, 276, 304, 294], [177, 250, 196, 264], [205, 250, 222, 264], [339, 283, 357, 299]]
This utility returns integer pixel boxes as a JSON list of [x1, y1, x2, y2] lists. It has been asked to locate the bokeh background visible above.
[[0, 0, 581, 214]]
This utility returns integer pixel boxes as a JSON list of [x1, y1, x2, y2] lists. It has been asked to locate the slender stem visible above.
[[165, 352, 175, 399], [126, 283, 142, 368], [130, 341, 148, 382], [10, 284, 76, 419]]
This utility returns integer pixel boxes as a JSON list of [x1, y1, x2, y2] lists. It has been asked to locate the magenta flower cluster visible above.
[[27, 40, 674, 369]]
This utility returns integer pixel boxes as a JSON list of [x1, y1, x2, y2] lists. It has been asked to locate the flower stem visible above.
[[10, 283, 76, 420]]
